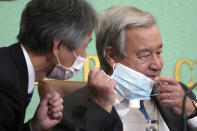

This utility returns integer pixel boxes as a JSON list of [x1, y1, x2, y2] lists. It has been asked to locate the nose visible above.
[[149, 54, 163, 71]]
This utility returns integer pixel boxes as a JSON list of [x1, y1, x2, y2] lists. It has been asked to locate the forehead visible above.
[[125, 25, 162, 52]]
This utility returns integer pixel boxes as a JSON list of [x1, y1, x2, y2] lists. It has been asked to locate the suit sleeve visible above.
[[0, 89, 17, 131], [74, 101, 121, 131], [179, 82, 197, 131], [23, 122, 31, 131], [52, 86, 122, 131], [0, 81, 30, 131]]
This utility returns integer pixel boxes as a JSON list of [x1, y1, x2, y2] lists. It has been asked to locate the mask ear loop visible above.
[[56, 56, 61, 65], [55, 43, 63, 65], [58, 50, 77, 67], [56, 48, 62, 65], [112, 63, 117, 71], [56, 55, 67, 69], [72, 50, 77, 59]]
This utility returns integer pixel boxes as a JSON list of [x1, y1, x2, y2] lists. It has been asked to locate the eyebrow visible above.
[[136, 49, 151, 56], [136, 43, 163, 54]]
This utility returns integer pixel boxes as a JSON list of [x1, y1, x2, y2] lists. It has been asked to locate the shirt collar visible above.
[[20, 44, 35, 94]]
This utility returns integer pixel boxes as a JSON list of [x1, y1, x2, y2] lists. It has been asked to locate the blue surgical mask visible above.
[[111, 63, 154, 100]]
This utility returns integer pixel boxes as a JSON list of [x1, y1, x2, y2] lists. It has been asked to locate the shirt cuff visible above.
[[188, 116, 197, 130]]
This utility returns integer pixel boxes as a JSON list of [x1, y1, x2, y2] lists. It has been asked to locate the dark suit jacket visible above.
[[52, 87, 122, 131], [0, 43, 30, 131], [52, 83, 196, 131], [152, 82, 196, 131]]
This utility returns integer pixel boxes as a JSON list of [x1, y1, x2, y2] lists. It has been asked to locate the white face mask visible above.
[[111, 63, 154, 100], [48, 50, 86, 80]]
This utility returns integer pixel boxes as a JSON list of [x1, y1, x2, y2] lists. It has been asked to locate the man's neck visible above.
[[25, 48, 55, 82]]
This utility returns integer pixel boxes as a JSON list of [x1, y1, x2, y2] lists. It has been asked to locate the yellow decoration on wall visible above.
[[174, 59, 194, 87], [35, 78, 49, 86], [83, 56, 100, 82]]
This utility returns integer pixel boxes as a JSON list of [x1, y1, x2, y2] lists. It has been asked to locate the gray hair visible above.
[[18, 0, 98, 54], [96, 5, 156, 73]]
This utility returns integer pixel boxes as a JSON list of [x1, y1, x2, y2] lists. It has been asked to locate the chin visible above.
[[36, 74, 46, 82]]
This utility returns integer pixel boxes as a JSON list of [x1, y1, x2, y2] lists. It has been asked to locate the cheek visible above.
[[76, 48, 87, 58], [133, 63, 149, 74], [81, 48, 87, 58], [61, 55, 75, 67], [126, 59, 149, 74], [160, 59, 164, 67]]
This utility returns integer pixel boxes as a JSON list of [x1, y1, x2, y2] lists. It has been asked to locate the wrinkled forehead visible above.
[[124, 25, 162, 52]]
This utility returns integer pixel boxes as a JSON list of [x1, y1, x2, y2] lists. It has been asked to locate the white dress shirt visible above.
[[114, 91, 197, 131], [20, 44, 35, 95]]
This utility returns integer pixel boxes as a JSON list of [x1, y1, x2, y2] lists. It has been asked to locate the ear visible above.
[[52, 40, 61, 57], [105, 46, 116, 69]]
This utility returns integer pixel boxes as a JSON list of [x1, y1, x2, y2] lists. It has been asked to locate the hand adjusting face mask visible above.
[[48, 50, 86, 80], [111, 63, 154, 100]]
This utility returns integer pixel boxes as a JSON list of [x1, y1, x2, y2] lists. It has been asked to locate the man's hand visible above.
[[31, 92, 63, 131], [157, 76, 195, 117], [88, 68, 116, 113]]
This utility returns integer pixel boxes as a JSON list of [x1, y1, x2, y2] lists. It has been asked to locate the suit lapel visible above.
[[152, 96, 182, 131]]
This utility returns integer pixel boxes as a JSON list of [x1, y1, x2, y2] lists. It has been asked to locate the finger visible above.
[[94, 69, 106, 80], [98, 76, 115, 92], [88, 69, 103, 84], [157, 76, 178, 85], [48, 105, 63, 115], [173, 107, 182, 115], [49, 92, 61, 105], [158, 84, 176, 93], [160, 92, 171, 100], [88, 68, 100, 79], [94, 69, 110, 82], [49, 112, 63, 120], [98, 69, 110, 78], [103, 74, 113, 83], [88, 69, 110, 88], [160, 99, 178, 107], [49, 98, 63, 108], [160, 91, 180, 100], [39, 93, 53, 107], [106, 79, 116, 93]]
